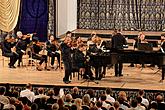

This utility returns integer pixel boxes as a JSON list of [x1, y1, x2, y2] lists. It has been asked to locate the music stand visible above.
[[137, 43, 153, 51], [137, 43, 153, 70], [80, 75, 99, 87]]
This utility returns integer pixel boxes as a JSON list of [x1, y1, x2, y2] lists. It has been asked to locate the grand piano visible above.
[[89, 49, 165, 81]]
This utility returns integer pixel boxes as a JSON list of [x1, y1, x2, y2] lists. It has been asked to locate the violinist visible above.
[[75, 36, 83, 47], [31, 37, 48, 71], [159, 33, 165, 53], [46, 34, 60, 69], [15, 31, 31, 67], [1, 34, 18, 68], [60, 36, 72, 84]]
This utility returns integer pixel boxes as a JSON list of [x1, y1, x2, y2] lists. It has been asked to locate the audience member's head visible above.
[[74, 98, 82, 110], [52, 103, 59, 110], [21, 97, 29, 105], [53, 87, 60, 96], [136, 96, 142, 104], [26, 83, 32, 90], [156, 94, 164, 103], [109, 106, 115, 110], [87, 89, 95, 98], [37, 87, 44, 95], [130, 99, 138, 108], [150, 101, 158, 109], [72, 87, 79, 94], [47, 90, 54, 97], [105, 87, 113, 95], [0, 86, 6, 95], [65, 94, 73, 102], [82, 94, 90, 106], [31, 103, 38, 110], [114, 101, 120, 109], [96, 100, 102, 108], [118, 91, 127, 101], [138, 89, 145, 97], [100, 94, 106, 101]]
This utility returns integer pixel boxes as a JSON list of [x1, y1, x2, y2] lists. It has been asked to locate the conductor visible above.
[[111, 29, 127, 77]]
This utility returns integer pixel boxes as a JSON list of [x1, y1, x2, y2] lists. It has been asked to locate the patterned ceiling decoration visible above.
[[77, 0, 165, 31]]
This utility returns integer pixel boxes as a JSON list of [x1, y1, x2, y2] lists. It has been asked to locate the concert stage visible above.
[[0, 61, 165, 91], [1, 29, 165, 91]]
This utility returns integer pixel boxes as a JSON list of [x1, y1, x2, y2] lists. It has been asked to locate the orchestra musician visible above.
[[15, 31, 31, 67], [159, 33, 165, 53], [31, 37, 49, 71], [87, 34, 103, 80], [61, 36, 72, 84], [111, 29, 127, 77], [73, 43, 94, 80], [1, 34, 19, 68], [129, 32, 146, 67], [46, 34, 60, 69]]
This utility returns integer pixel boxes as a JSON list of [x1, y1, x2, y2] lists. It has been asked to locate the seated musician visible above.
[[31, 37, 48, 71], [129, 32, 146, 67], [75, 36, 83, 47], [73, 43, 94, 80], [1, 34, 19, 68], [16, 31, 31, 67], [46, 34, 60, 69], [87, 34, 103, 80]]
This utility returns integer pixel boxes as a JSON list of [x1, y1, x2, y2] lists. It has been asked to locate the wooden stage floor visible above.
[[0, 61, 165, 91]]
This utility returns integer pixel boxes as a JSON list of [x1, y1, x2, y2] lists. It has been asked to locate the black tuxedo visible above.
[[61, 42, 72, 82], [111, 33, 127, 76]]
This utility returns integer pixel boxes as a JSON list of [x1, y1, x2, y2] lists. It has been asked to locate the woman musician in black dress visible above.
[[46, 34, 60, 69]]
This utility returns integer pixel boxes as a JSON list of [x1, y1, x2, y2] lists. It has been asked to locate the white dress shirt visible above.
[[20, 89, 35, 102]]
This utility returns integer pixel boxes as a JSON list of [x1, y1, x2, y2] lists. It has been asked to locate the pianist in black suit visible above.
[[74, 43, 94, 79], [87, 34, 103, 80], [111, 30, 127, 77]]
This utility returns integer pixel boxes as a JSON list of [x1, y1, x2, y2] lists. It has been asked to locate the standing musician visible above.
[[111, 29, 127, 77], [1, 34, 19, 68], [15, 31, 31, 67], [46, 34, 60, 69], [159, 33, 165, 53], [87, 34, 103, 80], [61, 36, 72, 84], [31, 37, 48, 71]]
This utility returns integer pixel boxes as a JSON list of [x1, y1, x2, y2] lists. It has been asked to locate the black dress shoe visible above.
[[9, 66, 16, 68], [64, 81, 71, 84]]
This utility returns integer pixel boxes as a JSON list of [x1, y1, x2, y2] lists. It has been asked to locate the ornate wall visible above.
[[77, 0, 165, 31]]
